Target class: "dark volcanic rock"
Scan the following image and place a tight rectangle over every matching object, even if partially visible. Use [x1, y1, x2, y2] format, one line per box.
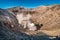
[0, 21, 50, 40]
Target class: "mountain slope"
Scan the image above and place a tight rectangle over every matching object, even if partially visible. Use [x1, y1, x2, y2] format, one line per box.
[6, 5, 60, 36]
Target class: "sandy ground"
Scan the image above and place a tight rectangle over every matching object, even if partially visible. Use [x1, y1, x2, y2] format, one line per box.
[24, 29, 60, 36]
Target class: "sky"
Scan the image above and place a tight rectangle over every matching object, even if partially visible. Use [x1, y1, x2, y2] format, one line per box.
[0, 0, 60, 9]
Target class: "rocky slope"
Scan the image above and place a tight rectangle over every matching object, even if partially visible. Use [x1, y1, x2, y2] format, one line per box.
[7, 4, 60, 36]
[0, 8, 52, 40]
[32, 5, 60, 30]
[0, 4, 60, 40]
